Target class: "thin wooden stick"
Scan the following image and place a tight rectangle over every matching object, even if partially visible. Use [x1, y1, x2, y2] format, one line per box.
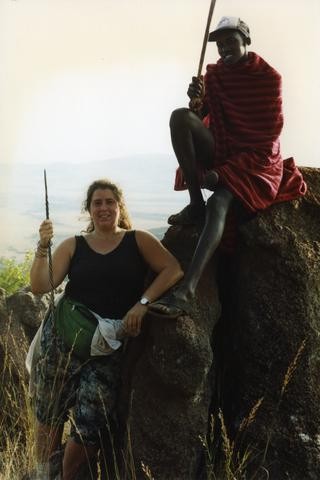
[189, 0, 217, 112]
[44, 169, 55, 313]
[196, 0, 217, 78]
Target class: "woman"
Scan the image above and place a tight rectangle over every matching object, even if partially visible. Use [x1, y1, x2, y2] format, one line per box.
[30, 178, 183, 480]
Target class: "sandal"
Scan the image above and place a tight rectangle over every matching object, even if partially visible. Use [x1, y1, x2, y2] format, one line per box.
[168, 203, 205, 226]
[149, 292, 191, 319]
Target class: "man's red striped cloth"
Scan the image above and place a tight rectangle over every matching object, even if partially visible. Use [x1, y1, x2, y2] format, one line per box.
[174, 52, 306, 212]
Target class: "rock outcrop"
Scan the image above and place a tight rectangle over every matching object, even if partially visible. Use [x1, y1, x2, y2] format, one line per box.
[0, 286, 49, 381]
[120, 166, 320, 480]
[119, 227, 221, 479]
[1, 166, 319, 480]
[222, 166, 320, 479]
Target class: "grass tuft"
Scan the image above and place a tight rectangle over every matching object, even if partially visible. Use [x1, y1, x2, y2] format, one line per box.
[0, 308, 307, 479]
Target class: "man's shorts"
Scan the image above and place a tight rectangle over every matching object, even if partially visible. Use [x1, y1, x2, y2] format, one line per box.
[34, 315, 122, 445]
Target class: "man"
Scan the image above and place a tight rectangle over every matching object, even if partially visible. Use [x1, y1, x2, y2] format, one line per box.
[149, 16, 306, 318]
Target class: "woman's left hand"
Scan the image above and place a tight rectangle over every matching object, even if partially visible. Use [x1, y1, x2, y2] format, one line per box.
[123, 303, 148, 337]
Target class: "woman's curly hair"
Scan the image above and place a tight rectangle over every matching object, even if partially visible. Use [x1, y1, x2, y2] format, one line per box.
[83, 179, 132, 232]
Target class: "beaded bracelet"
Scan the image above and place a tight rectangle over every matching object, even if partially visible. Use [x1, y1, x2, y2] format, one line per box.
[35, 241, 49, 258]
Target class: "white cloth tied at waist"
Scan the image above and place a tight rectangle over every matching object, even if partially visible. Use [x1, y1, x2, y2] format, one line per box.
[89, 311, 127, 356]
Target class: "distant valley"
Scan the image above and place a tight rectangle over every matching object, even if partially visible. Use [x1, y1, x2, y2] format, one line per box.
[0, 155, 189, 260]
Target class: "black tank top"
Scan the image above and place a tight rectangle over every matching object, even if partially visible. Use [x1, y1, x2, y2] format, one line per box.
[65, 231, 148, 318]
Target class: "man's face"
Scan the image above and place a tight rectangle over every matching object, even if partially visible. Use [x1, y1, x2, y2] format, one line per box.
[215, 30, 248, 65]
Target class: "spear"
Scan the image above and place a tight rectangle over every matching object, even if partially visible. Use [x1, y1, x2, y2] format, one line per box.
[44, 169, 55, 314]
[189, 0, 217, 112]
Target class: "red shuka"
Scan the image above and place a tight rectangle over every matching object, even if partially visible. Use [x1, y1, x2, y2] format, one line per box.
[174, 52, 306, 212]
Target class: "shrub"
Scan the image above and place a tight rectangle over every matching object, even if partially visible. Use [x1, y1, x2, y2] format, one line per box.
[0, 252, 33, 295]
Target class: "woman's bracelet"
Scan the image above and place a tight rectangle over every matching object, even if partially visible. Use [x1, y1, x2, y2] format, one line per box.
[35, 241, 49, 258]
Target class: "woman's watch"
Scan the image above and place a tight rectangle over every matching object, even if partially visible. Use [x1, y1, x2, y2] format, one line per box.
[140, 296, 150, 306]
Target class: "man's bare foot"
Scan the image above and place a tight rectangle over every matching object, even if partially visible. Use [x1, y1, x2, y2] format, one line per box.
[203, 170, 219, 191]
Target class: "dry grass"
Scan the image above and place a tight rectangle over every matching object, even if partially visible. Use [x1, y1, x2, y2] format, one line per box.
[200, 340, 306, 480]
[261, 339, 307, 467]
[200, 406, 259, 480]
[0, 319, 306, 480]
[0, 322, 142, 480]
[0, 319, 36, 479]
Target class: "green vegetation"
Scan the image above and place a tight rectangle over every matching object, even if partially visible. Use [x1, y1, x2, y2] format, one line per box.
[0, 252, 33, 295]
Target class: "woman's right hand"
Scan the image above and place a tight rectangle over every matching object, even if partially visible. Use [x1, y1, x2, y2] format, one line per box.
[187, 76, 204, 100]
[122, 302, 148, 337]
[39, 219, 53, 247]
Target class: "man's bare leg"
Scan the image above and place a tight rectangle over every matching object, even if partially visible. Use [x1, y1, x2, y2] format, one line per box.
[62, 438, 98, 480]
[34, 421, 63, 477]
[150, 187, 234, 316]
[168, 108, 215, 225]
[203, 170, 219, 191]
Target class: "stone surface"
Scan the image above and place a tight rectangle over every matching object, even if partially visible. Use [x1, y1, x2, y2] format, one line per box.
[0, 288, 42, 381]
[0, 286, 50, 383]
[119, 167, 320, 480]
[219, 167, 320, 479]
[119, 225, 221, 480]
[7, 286, 50, 333]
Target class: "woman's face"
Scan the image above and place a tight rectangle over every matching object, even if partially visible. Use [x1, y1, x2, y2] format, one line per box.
[89, 188, 120, 230]
[216, 30, 248, 65]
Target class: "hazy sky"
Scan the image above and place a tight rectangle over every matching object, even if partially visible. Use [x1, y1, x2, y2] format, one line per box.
[1, 0, 319, 169]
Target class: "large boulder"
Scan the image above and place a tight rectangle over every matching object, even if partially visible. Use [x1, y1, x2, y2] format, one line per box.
[119, 226, 221, 479]
[0, 287, 49, 379]
[119, 166, 320, 480]
[2, 167, 319, 480]
[7, 286, 50, 338]
[222, 167, 320, 479]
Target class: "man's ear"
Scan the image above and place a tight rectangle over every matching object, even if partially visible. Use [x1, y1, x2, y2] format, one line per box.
[245, 38, 251, 46]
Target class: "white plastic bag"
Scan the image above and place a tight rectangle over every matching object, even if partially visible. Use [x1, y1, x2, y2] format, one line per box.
[90, 312, 126, 356]
[25, 318, 44, 397]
